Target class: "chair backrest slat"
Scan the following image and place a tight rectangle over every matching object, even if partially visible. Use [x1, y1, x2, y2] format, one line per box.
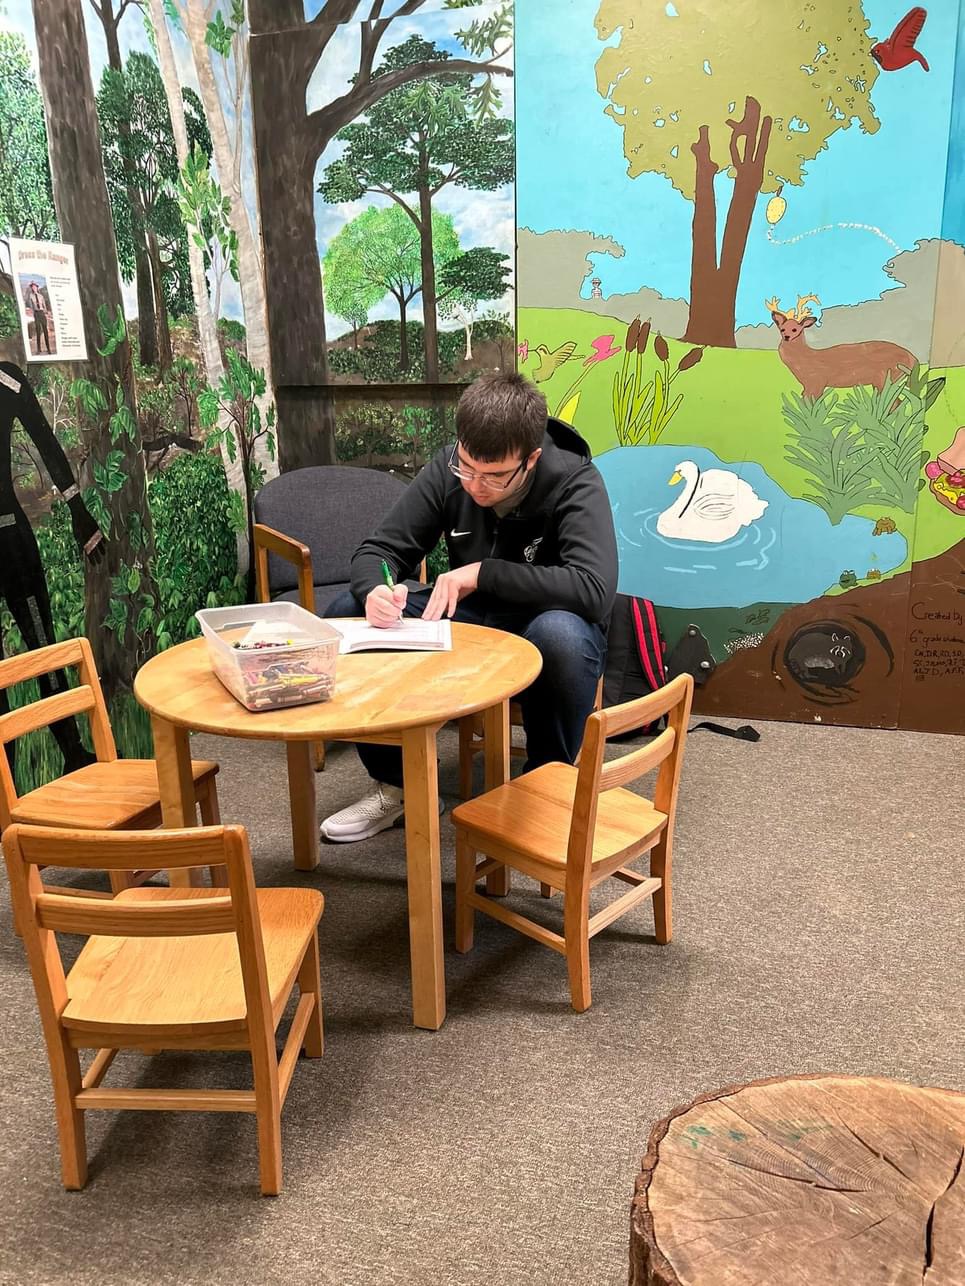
[565, 675, 694, 885]
[0, 639, 118, 821]
[10, 823, 229, 874]
[0, 639, 85, 687]
[0, 685, 96, 746]
[35, 892, 235, 937]
[599, 727, 676, 792]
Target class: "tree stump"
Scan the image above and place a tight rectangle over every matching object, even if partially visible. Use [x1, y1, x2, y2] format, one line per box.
[630, 1074, 965, 1286]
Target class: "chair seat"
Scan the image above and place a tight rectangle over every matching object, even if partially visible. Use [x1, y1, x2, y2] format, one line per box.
[11, 759, 218, 830]
[63, 886, 324, 1036]
[451, 762, 668, 870]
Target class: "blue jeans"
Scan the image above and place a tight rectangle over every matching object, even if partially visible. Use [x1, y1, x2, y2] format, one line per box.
[325, 587, 607, 790]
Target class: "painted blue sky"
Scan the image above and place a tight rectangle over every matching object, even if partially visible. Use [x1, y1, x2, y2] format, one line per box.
[516, 0, 962, 327]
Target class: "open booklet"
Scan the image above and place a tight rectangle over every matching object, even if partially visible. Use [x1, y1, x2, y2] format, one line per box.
[324, 617, 452, 654]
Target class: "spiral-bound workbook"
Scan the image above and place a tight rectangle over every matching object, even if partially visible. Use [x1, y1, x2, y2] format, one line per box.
[326, 618, 452, 654]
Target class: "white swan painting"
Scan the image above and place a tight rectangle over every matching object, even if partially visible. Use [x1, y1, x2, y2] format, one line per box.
[656, 460, 769, 543]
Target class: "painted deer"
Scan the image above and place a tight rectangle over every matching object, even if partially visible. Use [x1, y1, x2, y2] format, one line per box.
[766, 295, 918, 399]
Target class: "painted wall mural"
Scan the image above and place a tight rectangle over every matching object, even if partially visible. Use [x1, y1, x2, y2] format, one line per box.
[516, 0, 965, 733]
[0, 1, 514, 793]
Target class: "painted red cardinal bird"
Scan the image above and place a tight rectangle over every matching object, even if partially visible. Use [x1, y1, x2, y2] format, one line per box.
[871, 7, 929, 72]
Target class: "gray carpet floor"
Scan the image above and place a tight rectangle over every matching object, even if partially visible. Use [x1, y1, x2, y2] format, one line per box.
[1, 719, 963, 1286]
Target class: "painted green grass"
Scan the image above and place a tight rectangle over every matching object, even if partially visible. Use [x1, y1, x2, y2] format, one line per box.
[519, 306, 965, 583]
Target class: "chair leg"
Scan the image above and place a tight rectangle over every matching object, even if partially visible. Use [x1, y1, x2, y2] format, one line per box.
[563, 888, 591, 1013]
[251, 1048, 282, 1197]
[313, 741, 326, 772]
[457, 719, 475, 800]
[50, 1034, 88, 1189]
[650, 834, 672, 944]
[297, 933, 324, 1058]
[197, 779, 229, 888]
[454, 831, 476, 953]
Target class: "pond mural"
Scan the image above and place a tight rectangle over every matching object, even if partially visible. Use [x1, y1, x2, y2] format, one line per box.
[515, 0, 965, 733]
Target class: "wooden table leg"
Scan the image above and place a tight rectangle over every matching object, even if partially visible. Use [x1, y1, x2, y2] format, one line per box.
[151, 715, 204, 888]
[482, 700, 511, 897]
[286, 740, 320, 871]
[401, 723, 445, 1031]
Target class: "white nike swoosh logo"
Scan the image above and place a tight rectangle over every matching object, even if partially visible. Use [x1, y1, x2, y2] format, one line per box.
[450, 530, 472, 537]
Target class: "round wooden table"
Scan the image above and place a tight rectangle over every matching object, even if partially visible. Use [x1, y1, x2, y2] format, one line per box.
[134, 623, 542, 1030]
[630, 1074, 965, 1285]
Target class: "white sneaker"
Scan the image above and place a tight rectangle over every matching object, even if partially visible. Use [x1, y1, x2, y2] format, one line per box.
[320, 782, 445, 843]
[320, 783, 405, 843]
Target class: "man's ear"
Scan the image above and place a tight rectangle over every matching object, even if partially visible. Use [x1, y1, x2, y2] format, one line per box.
[527, 447, 543, 470]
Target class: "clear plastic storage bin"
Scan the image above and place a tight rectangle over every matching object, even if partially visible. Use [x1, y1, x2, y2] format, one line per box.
[196, 602, 341, 712]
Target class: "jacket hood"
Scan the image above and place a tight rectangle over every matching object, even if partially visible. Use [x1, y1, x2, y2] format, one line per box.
[545, 415, 592, 462]
[510, 416, 593, 517]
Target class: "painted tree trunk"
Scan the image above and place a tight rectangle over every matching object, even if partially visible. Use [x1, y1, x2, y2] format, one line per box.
[145, 229, 173, 372]
[683, 124, 725, 346]
[683, 99, 771, 349]
[33, 0, 158, 701]
[181, 0, 275, 480]
[96, 0, 160, 371]
[148, 0, 247, 574]
[398, 292, 410, 372]
[248, 4, 336, 471]
[716, 98, 771, 330]
[417, 170, 440, 382]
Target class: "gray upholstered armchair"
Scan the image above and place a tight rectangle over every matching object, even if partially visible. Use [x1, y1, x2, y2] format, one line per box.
[252, 465, 415, 615]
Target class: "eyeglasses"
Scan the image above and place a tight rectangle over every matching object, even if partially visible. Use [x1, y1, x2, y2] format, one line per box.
[447, 444, 528, 492]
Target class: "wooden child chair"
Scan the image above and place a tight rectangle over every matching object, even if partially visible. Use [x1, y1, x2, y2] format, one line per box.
[0, 637, 221, 894]
[3, 822, 324, 1196]
[451, 673, 694, 1012]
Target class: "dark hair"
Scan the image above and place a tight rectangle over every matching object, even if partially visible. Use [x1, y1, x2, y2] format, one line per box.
[455, 372, 547, 461]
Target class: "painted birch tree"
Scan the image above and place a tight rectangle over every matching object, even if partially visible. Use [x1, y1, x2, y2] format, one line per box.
[146, 0, 248, 572]
[86, 0, 160, 368]
[174, 0, 274, 476]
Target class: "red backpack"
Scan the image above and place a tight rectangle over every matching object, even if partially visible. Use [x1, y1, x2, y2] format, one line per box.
[603, 594, 759, 742]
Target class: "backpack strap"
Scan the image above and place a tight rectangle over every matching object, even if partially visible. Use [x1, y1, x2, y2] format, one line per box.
[630, 597, 666, 692]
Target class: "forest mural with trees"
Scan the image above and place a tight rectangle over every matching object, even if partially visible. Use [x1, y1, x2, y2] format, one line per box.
[0, 0, 515, 790]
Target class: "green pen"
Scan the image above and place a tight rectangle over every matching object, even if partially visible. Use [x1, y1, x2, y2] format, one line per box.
[380, 560, 395, 589]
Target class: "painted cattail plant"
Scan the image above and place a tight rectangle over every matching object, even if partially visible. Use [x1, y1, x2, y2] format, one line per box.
[613, 318, 703, 446]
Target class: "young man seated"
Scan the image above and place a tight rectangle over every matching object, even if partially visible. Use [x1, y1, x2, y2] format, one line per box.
[320, 371, 618, 842]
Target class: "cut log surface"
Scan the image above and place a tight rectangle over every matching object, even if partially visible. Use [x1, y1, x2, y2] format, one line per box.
[630, 1074, 965, 1286]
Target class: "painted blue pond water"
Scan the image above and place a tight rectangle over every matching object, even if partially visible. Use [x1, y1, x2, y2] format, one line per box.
[595, 445, 908, 609]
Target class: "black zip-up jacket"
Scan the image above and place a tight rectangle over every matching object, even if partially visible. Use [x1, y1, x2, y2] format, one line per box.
[350, 418, 618, 625]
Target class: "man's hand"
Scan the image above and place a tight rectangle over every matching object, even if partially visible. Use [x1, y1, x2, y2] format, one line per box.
[366, 583, 408, 627]
[423, 562, 481, 621]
